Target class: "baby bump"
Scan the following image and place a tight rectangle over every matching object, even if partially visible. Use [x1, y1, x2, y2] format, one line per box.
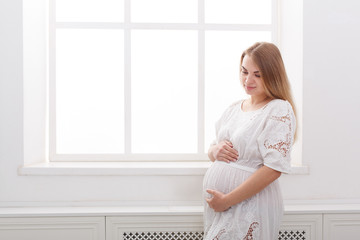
[203, 161, 254, 198]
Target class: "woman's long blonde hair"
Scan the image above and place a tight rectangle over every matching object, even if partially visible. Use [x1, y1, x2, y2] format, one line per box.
[240, 42, 298, 140]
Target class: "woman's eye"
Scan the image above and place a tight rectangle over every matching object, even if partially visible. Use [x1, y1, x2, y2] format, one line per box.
[242, 71, 248, 75]
[255, 74, 261, 78]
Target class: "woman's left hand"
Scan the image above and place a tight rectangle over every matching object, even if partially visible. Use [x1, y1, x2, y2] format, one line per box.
[206, 189, 231, 212]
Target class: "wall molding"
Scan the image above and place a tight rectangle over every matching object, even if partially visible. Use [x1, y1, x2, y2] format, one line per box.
[324, 213, 360, 240]
[2, 199, 360, 209]
[0, 216, 105, 240]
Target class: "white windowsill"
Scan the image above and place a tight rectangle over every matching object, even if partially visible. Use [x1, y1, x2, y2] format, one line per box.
[18, 162, 309, 176]
[1, 203, 360, 218]
[19, 162, 212, 176]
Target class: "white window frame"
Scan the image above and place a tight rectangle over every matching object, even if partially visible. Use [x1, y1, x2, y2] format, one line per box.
[48, 0, 279, 162]
[21, 0, 308, 175]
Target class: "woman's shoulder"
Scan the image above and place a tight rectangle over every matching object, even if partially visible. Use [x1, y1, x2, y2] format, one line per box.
[228, 99, 243, 108]
[267, 98, 291, 108]
[266, 99, 294, 115]
[219, 100, 243, 121]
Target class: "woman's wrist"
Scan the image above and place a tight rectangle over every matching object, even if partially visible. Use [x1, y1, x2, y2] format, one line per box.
[223, 193, 234, 210]
[208, 144, 217, 162]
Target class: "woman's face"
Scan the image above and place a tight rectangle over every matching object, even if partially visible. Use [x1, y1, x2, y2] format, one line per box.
[240, 55, 267, 98]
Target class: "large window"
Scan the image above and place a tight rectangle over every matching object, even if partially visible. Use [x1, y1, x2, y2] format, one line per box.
[48, 0, 288, 162]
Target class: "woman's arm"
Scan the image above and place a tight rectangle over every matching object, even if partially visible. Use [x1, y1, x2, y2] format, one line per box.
[207, 144, 217, 162]
[206, 165, 281, 212]
[208, 140, 239, 163]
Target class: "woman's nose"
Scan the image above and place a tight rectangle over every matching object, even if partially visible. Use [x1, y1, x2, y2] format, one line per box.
[245, 75, 254, 84]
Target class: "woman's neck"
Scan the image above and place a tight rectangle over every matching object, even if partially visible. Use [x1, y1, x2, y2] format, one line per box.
[249, 95, 271, 106]
[242, 95, 273, 112]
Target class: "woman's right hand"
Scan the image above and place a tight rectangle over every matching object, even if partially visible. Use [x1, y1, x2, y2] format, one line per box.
[210, 140, 239, 163]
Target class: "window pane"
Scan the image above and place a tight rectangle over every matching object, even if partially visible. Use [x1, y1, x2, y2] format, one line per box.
[205, 0, 272, 24]
[131, 0, 197, 23]
[56, 29, 124, 154]
[132, 30, 198, 153]
[56, 0, 124, 22]
[204, 31, 271, 149]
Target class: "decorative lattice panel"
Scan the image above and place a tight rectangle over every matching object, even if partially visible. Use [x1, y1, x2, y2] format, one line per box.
[122, 230, 307, 240]
[123, 231, 204, 240]
[278, 230, 306, 240]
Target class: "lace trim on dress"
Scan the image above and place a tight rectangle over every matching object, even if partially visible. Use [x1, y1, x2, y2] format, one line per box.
[212, 229, 226, 240]
[242, 222, 259, 240]
[264, 110, 292, 157]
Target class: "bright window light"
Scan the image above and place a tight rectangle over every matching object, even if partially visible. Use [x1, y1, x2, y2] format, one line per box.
[48, 0, 301, 162]
[205, 0, 272, 24]
[56, 29, 125, 154]
[56, 0, 124, 22]
[131, 30, 198, 153]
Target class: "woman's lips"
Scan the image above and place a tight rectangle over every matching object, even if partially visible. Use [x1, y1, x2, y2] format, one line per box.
[246, 86, 256, 90]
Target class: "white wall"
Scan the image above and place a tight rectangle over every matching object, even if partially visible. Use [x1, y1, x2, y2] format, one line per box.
[1, 0, 360, 207]
[280, 0, 360, 202]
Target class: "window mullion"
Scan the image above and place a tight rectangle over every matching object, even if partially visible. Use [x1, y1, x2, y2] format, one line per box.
[49, 0, 56, 162]
[198, 0, 205, 154]
[271, 0, 280, 45]
[124, 0, 131, 155]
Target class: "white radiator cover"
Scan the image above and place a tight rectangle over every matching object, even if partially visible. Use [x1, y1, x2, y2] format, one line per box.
[2, 208, 360, 240]
[106, 214, 322, 240]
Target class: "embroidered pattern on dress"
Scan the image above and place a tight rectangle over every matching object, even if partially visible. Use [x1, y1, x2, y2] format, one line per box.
[264, 110, 292, 157]
[269, 112, 291, 123]
[248, 102, 270, 122]
[242, 222, 259, 240]
[212, 229, 226, 240]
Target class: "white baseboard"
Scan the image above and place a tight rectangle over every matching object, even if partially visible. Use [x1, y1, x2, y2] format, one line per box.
[0, 200, 203, 208]
[2, 198, 360, 208]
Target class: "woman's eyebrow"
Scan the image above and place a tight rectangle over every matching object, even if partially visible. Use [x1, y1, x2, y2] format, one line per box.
[242, 66, 260, 73]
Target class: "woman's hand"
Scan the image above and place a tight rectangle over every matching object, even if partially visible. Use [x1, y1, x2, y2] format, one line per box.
[206, 189, 231, 212]
[211, 140, 238, 163]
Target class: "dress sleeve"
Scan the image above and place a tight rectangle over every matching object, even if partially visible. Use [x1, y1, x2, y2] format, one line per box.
[257, 101, 296, 173]
[209, 109, 228, 146]
[210, 101, 240, 146]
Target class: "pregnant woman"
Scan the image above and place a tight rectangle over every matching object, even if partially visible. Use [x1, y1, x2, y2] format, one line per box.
[203, 42, 297, 240]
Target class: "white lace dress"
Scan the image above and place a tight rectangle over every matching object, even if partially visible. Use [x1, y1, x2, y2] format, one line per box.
[203, 99, 296, 240]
